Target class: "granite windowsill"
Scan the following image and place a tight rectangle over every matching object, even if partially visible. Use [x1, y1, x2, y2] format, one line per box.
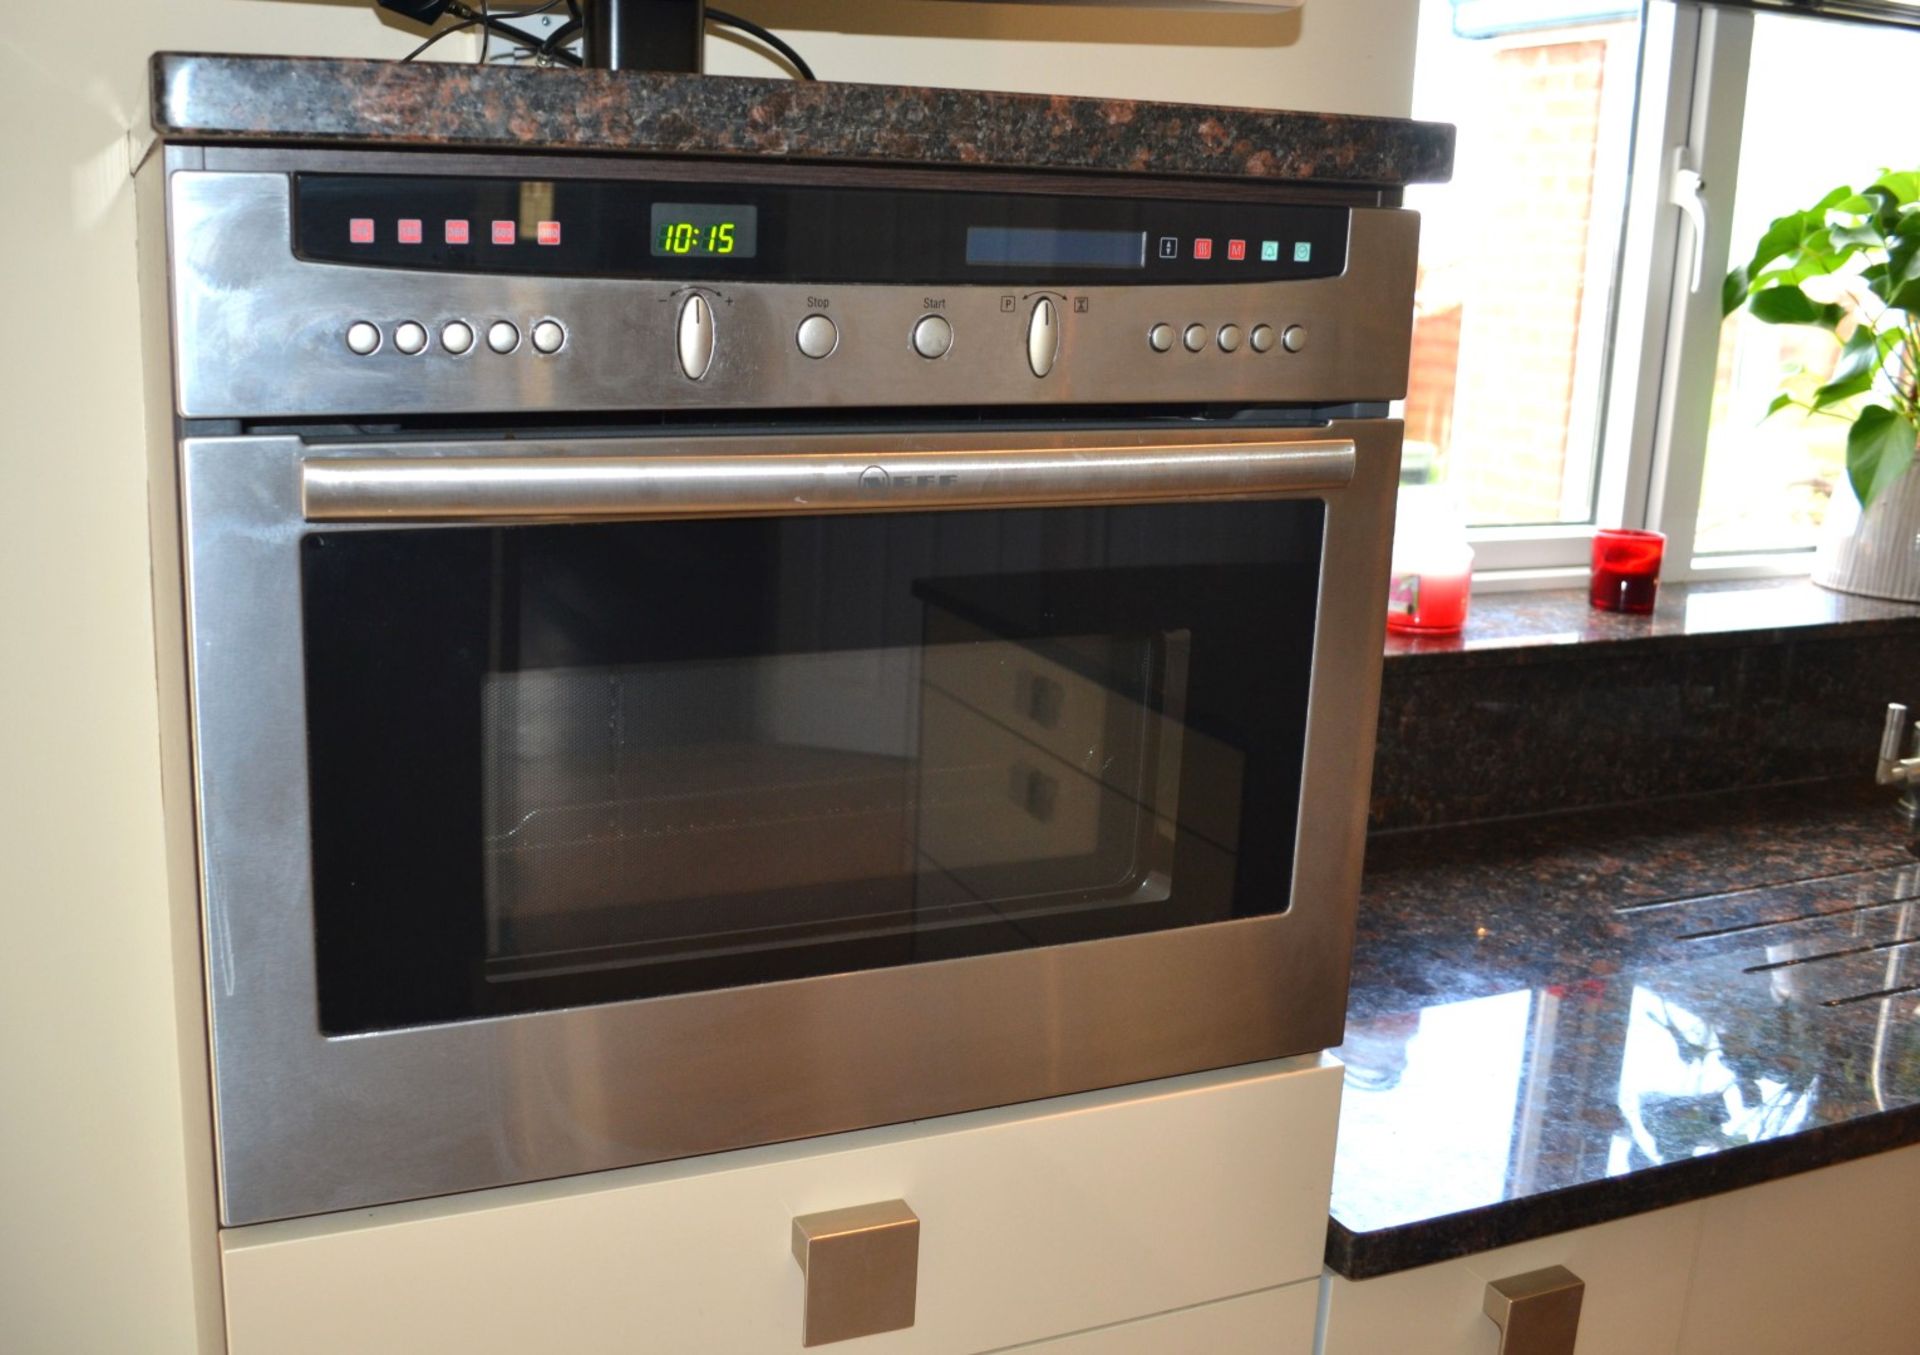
[1383, 578, 1920, 669]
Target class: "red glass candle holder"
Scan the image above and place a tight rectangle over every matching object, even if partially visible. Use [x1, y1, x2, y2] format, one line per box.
[1589, 528, 1665, 613]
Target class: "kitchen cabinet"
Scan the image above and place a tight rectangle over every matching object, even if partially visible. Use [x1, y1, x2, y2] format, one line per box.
[1026, 1281, 1319, 1354]
[1317, 1201, 1704, 1355]
[1675, 1141, 1920, 1355]
[221, 1056, 1339, 1355]
[1318, 1141, 1920, 1355]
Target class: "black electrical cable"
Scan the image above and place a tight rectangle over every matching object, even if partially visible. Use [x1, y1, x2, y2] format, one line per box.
[707, 8, 815, 80]
[402, 0, 581, 63]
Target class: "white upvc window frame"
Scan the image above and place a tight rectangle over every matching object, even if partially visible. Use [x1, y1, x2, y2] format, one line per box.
[1464, 0, 1818, 590]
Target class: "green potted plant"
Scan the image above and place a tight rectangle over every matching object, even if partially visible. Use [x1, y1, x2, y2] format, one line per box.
[1724, 169, 1920, 600]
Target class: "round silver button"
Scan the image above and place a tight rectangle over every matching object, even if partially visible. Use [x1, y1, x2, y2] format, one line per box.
[441, 321, 475, 355]
[797, 314, 839, 359]
[394, 321, 429, 356]
[1182, 323, 1207, 353]
[531, 320, 566, 354]
[1148, 323, 1176, 353]
[1217, 324, 1244, 353]
[486, 321, 521, 354]
[345, 321, 381, 356]
[1282, 324, 1308, 353]
[1250, 324, 1276, 354]
[911, 314, 953, 360]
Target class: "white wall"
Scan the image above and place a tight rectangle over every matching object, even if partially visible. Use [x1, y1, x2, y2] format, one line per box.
[0, 4, 1414, 1352]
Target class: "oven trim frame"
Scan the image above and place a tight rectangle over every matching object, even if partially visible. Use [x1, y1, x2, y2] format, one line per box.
[179, 419, 1400, 1226]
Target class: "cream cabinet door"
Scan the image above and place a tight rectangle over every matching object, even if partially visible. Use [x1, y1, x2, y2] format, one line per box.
[1675, 1141, 1920, 1355]
[1028, 1281, 1319, 1354]
[1318, 1201, 1704, 1355]
[222, 1057, 1340, 1355]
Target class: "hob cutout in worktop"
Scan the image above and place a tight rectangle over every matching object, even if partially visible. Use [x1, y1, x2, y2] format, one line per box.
[1330, 784, 1920, 1277]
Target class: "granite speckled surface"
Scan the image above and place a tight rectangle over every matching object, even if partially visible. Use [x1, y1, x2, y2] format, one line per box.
[1371, 581, 1920, 831]
[1384, 579, 1920, 666]
[1329, 781, 1920, 1279]
[149, 53, 1455, 188]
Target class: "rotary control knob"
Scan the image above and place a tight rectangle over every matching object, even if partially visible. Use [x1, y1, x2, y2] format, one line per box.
[1027, 298, 1059, 378]
[677, 294, 715, 380]
[486, 321, 520, 354]
[345, 322, 380, 356]
[531, 320, 566, 354]
[393, 321, 429, 356]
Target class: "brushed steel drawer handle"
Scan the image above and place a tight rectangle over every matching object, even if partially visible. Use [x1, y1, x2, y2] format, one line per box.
[791, 1199, 920, 1348]
[1483, 1265, 1585, 1355]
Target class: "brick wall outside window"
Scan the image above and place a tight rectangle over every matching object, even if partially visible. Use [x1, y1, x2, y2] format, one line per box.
[1406, 32, 1621, 524]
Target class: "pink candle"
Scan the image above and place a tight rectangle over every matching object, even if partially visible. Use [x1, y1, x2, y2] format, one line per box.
[1386, 558, 1473, 634]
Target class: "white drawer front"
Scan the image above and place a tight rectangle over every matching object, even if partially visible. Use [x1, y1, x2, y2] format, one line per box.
[222, 1056, 1340, 1355]
[1318, 1202, 1703, 1355]
[1028, 1281, 1319, 1354]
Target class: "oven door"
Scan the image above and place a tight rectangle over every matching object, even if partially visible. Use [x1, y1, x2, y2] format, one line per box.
[181, 420, 1398, 1224]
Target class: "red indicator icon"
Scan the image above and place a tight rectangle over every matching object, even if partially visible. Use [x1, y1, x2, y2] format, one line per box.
[397, 219, 423, 245]
[1193, 238, 1213, 260]
[537, 220, 562, 247]
[349, 218, 375, 244]
[444, 219, 470, 246]
[1227, 239, 1247, 261]
[491, 220, 517, 246]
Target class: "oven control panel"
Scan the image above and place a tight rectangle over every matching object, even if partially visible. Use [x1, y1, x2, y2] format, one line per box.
[167, 168, 1419, 419]
[292, 174, 1353, 286]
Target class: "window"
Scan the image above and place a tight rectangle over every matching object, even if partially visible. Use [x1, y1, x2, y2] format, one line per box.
[1692, 13, 1920, 556]
[1404, 0, 1641, 529]
[1406, 0, 1920, 583]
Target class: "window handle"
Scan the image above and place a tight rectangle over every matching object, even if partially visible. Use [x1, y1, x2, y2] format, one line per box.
[1669, 146, 1710, 294]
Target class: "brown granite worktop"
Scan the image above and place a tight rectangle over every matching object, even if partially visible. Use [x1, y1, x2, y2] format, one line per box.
[1331, 781, 1920, 1279]
[149, 53, 1455, 189]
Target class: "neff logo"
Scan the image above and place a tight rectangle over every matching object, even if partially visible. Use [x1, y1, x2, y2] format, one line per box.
[859, 466, 959, 492]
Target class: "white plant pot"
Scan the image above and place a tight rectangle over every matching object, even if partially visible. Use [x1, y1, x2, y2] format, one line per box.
[1814, 450, 1920, 602]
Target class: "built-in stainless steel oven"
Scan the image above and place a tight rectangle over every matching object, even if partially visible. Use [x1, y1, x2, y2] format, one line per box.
[148, 144, 1416, 1225]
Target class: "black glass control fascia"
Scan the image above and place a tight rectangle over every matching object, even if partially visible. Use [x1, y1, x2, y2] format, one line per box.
[293, 174, 1351, 286]
[302, 498, 1325, 1035]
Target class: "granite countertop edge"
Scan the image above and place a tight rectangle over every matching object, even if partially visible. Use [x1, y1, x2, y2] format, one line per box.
[148, 52, 1457, 189]
[1325, 1104, 1920, 1281]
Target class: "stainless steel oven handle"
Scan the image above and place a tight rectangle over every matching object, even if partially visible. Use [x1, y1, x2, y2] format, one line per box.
[300, 439, 1357, 523]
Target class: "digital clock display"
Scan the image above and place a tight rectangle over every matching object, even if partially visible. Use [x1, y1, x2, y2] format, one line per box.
[650, 202, 760, 258]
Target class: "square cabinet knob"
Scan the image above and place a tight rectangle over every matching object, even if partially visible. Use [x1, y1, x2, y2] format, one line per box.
[791, 1200, 920, 1347]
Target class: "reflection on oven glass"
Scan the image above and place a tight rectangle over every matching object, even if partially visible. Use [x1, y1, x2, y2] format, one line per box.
[480, 624, 1230, 982]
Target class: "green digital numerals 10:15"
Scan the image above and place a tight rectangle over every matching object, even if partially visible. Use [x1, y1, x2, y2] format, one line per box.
[658, 221, 736, 255]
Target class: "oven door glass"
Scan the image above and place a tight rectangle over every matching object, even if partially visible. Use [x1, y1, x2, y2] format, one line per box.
[302, 498, 1324, 1034]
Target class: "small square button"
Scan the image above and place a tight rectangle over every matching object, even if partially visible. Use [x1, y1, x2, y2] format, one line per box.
[397, 219, 423, 245]
[1227, 239, 1247, 261]
[349, 218, 375, 244]
[445, 219, 471, 246]
[1260, 240, 1280, 262]
[1158, 236, 1179, 259]
[492, 220, 517, 246]
[1294, 241, 1313, 262]
[537, 220, 562, 247]
[1193, 238, 1213, 261]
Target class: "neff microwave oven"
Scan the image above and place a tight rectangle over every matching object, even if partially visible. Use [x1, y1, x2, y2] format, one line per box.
[143, 143, 1415, 1225]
